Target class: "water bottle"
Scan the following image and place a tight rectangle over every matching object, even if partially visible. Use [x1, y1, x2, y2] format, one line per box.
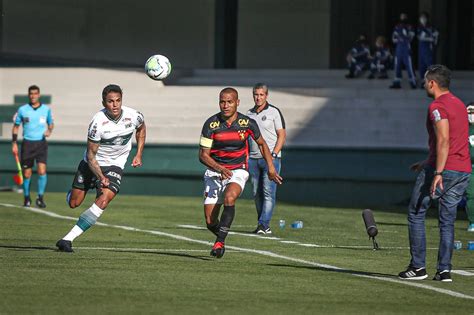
[468, 241, 474, 250]
[279, 219, 286, 229]
[453, 240, 462, 250]
[291, 220, 303, 229]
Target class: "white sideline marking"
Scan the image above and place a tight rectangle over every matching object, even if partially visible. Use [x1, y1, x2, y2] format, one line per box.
[2, 203, 474, 301]
[451, 270, 474, 276]
[298, 243, 321, 248]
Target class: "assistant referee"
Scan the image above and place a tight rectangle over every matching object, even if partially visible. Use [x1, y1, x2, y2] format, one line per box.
[12, 85, 54, 208]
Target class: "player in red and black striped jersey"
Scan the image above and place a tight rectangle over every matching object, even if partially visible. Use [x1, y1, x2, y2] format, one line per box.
[199, 87, 282, 258]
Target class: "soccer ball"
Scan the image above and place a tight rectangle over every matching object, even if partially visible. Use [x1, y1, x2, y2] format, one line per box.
[145, 54, 172, 80]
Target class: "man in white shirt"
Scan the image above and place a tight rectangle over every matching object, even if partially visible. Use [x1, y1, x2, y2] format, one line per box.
[247, 83, 286, 234]
[56, 84, 146, 252]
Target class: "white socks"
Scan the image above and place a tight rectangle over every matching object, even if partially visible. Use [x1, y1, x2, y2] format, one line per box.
[63, 203, 104, 242]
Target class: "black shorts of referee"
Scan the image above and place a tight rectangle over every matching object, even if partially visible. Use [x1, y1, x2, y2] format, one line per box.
[21, 139, 48, 169]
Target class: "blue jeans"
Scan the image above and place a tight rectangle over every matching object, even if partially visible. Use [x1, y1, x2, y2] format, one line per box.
[408, 166, 470, 271]
[248, 158, 281, 229]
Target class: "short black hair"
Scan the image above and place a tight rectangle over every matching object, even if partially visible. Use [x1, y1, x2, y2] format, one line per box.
[425, 64, 451, 89]
[220, 87, 238, 99]
[102, 84, 122, 101]
[28, 85, 40, 93]
[467, 101, 474, 107]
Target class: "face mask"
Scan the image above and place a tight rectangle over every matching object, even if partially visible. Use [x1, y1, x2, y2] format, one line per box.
[419, 17, 427, 25]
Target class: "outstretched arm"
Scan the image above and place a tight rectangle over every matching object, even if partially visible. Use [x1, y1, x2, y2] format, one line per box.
[132, 122, 146, 167]
[87, 140, 109, 187]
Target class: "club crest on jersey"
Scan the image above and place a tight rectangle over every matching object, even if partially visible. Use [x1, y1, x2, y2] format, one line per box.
[238, 119, 249, 127]
[125, 123, 132, 128]
[102, 121, 109, 126]
[238, 130, 246, 140]
[210, 121, 220, 129]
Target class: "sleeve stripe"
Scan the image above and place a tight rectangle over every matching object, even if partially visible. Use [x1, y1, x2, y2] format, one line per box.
[269, 105, 286, 129]
[88, 138, 100, 143]
[200, 136, 213, 148]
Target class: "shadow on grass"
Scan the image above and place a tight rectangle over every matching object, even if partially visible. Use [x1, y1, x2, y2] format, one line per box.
[0, 245, 55, 251]
[377, 221, 407, 227]
[0, 244, 213, 261]
[267, 263, 396, 278]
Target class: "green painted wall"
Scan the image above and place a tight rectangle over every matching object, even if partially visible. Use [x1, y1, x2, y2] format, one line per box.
[0, 140, 427, 208]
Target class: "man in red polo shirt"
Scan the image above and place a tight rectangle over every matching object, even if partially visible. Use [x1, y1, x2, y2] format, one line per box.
[399, 65, 471, 282]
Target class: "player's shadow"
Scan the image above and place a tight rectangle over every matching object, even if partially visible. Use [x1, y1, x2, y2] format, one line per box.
[107, 249, 213, 261]
[267, 263, 395, 278]
[377, 222, 407, 227]
[0, 245, 55, 251]
[0, 245, 213, 260]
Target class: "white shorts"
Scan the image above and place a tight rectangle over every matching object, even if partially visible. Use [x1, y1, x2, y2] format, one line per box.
[203, 168, 249, 205]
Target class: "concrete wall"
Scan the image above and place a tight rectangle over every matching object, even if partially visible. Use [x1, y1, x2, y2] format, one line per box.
[0, 140, 425, 208]
[237, 0, 330, 69]
[1, 0, 216, 68]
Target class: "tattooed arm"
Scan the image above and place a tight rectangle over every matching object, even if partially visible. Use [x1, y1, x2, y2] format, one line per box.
[87, 140, 109, 187]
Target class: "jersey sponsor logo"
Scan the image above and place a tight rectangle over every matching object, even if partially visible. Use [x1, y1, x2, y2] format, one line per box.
[113, 137, 124, 145]
[123, 117, 131, 122]
[102, 121, 109, 126]
[23, 117, 30, 123]
[432, 109, 441, 122]
[107, 171, 122, 180]
[210, 121, 220, 129]
[125, 123, 132, 128]
[238, 119, 249, 127]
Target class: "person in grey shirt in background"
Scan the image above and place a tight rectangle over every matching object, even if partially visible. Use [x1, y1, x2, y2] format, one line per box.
[247, 83, 286, 234]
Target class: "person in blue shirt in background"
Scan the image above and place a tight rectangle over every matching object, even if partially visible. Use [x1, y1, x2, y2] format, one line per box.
[417, 12, 439, 89]
[12, 85, 54, 208]
[389, 13, 417, 89]
[368, 36, 392, 80]
[345, 35, 371, 79]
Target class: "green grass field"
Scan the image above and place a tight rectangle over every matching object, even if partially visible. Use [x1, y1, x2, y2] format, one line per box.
[1, 191, 473, 314]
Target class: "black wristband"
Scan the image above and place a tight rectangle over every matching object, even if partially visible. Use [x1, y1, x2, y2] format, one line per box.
[434, 170, 444, 176]
[12, 134, 18, 142]
[271, 152, 278, 158]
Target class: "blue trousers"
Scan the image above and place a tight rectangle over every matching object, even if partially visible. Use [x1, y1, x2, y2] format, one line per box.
[393, 53, 416, 85]
[419, 51, 434, 80]
[248, 158, 281, 229]
[408, 166, 469, 271]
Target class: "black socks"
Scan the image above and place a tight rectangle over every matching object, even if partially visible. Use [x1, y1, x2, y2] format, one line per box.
[216, 205, 235, 243]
